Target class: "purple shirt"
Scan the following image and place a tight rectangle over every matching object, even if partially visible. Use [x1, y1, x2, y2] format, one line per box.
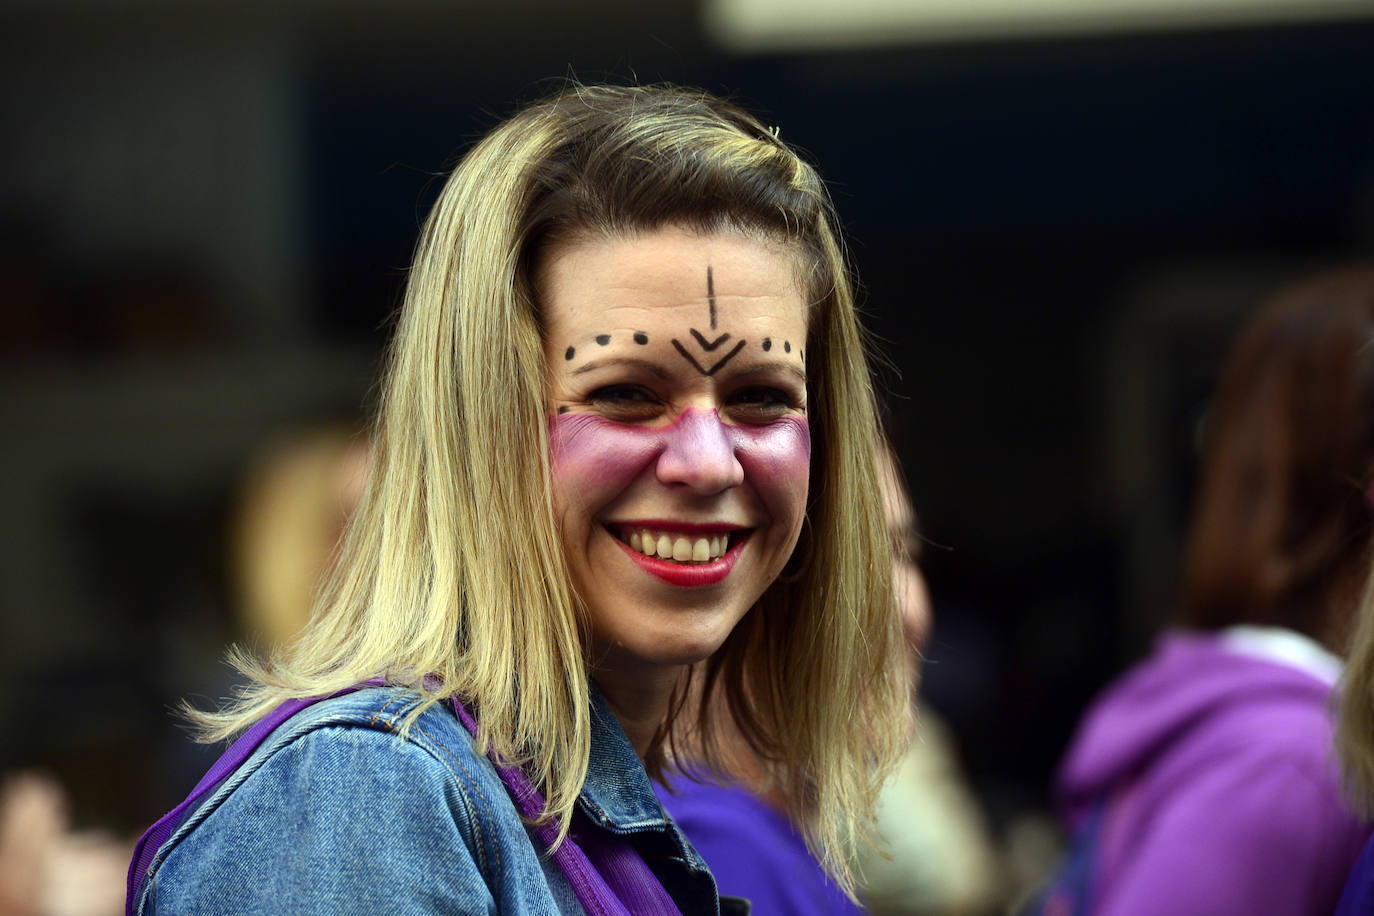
[1336, 835, 1374, 915]
[656, 775, 862, 915]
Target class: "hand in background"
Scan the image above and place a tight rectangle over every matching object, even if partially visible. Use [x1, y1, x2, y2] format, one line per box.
[0, 772, 128, 916]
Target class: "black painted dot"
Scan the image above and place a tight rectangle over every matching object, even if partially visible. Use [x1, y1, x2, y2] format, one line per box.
[783, 340, 791, 353]
[557, 406, 570, 414]
[564, 346, 575, 361]
[633, 331, 648, 345]
[762, 338, 772, 351]
[596, 334, 611, 346]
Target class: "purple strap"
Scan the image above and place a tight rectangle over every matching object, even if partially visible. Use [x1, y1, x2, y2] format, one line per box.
[126, 685, 681, 916]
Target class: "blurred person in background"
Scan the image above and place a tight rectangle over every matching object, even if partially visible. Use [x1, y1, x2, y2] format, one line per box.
[127, 83, 908, 913]
[856, 448, 1003, 915]
[0, 426, 369, 916]
[0, 772, 125, 916]
[1027, 267, 1374, 915]
[228, 422, 370, 653]
[657, 443, 1004, 915]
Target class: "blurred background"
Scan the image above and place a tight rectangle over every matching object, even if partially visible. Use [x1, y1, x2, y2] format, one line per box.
[4, 0, 1374, 905]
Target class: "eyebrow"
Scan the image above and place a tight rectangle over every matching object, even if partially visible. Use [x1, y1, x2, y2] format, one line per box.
[729, 360, 809, 385]
[571, 357, 673, 379]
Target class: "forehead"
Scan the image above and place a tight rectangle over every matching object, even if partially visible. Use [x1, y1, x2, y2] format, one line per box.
[537, 226, 808, 339]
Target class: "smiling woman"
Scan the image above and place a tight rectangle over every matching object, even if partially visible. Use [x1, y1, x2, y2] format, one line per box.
[128, 84, 907, 914]
[543, 228, 813, 711]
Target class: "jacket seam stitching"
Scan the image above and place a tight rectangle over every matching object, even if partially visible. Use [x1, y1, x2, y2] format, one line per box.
[367, 690, 408, 728]
[411, 722, 501, 886]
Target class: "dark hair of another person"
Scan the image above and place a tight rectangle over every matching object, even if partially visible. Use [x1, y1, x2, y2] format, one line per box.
[1181, 266, 1374, 652]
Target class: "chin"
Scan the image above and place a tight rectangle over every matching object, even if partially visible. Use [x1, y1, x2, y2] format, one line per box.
[578, 544, 762, 673]
[656, 637, 728, 666]
[596, 621, 738, 673]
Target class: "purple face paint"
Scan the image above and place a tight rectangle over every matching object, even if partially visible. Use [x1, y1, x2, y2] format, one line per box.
[548, 408, 810, 496]
[548, 407, 810, 590]
[723, 414, 812, 493]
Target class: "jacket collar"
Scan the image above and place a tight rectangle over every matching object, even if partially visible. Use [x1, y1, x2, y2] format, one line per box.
[578, 682, 710, 873]
[579, 681, 673, 829]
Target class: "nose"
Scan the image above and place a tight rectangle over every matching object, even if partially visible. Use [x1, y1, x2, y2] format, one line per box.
[655, 409, 745, 493]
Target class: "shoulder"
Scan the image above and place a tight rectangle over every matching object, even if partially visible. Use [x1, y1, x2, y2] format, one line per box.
[138, 688, 525, 914]
[183, 687, 508, 839]
[1134, 672, 1359, 862]
[1073, 643, 1369, 913]
[1162, 662, 1339, 788]
[1072, 633, 1339, 793]
[1102, 731, 1368, 915]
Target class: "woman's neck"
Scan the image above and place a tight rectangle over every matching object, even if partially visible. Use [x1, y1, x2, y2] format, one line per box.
[592, 664, 682, 759]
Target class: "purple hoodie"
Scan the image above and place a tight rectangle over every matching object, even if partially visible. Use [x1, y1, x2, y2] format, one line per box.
[1055, 629, 1369, 916]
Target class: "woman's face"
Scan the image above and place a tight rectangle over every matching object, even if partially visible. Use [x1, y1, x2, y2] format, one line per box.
[541, 225, 810, 679]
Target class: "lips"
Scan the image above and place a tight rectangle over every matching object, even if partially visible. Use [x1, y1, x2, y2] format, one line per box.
[608, 522, 749, 587]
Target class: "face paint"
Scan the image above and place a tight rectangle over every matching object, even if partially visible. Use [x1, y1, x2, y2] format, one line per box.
[540, 225, 810, 676]
[550, 409, 809, 507]
[549, 409, 809, 587]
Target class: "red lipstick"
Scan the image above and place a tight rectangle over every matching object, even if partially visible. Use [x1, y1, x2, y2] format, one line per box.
[612, 530, 747, 587]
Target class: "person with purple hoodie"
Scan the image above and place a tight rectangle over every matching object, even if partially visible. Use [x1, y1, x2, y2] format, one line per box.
[1031, 267, 1374, 916]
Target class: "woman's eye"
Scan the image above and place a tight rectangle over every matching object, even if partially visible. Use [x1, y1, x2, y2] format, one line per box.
[726, 386, 800, 419]
[589, 384, 653, 404]
[587, 384, 662, 419]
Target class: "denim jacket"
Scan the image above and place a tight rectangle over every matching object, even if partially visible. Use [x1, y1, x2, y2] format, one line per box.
[134, 685, 741, 914]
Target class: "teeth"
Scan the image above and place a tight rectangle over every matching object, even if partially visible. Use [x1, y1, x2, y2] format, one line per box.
[617, 527, 733, 564]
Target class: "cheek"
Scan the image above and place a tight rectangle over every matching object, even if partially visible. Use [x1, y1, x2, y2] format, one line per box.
[729, 417, 811, 525]
[548, 414, 659, 519]
[549, 413, 811, 530]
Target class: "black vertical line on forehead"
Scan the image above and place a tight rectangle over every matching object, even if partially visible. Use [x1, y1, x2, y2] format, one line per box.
[707, 266, 716, 331]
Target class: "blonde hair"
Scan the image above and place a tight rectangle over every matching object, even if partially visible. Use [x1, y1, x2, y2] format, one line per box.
[193, 83, 906, 894]
[1337, 560, 1374, 817]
